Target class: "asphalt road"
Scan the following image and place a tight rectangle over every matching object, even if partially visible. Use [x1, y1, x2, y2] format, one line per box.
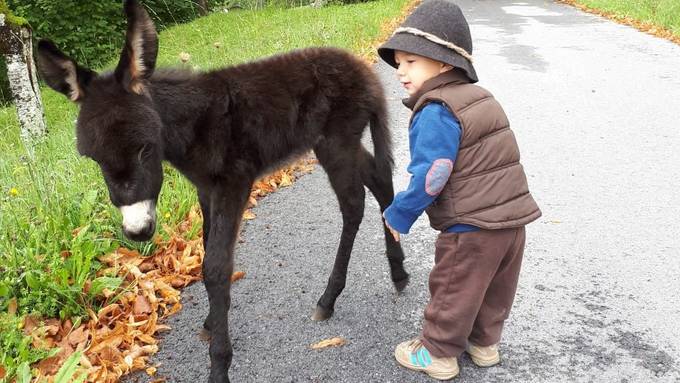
[126, 1, 680, 382]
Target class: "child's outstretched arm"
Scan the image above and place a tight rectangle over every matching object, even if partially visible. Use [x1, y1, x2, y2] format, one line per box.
[383, 103, 461, 237]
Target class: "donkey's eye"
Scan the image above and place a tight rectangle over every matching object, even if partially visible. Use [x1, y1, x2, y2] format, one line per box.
[138, 144, 153, 163]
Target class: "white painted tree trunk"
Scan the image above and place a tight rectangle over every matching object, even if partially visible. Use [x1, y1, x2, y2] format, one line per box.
[1, 13, 47, 144]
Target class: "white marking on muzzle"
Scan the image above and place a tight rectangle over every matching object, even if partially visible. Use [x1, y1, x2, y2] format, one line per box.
[120, 199, 156, 235]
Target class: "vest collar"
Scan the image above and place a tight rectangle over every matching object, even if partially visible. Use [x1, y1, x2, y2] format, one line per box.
[403, 69, 471, 110]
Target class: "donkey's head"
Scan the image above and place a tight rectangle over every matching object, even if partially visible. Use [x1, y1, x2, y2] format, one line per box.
[37, 0, 163, 241]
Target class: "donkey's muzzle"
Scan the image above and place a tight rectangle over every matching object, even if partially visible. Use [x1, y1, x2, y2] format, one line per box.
[123, 222, 156, 242]
[120, 199, 157, 242]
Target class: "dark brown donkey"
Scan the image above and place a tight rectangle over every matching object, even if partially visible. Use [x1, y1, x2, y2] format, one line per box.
[37, 0, 408, 381]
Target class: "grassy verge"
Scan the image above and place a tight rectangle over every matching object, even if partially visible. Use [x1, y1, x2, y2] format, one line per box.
[0, 0, 413, 381]
[559, 0, 680, 43]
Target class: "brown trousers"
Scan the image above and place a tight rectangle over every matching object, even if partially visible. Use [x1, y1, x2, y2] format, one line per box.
[420, 227, 526, 358]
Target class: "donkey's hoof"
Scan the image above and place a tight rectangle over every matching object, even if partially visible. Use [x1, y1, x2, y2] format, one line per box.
[394, 275, 410, 293]
[311, 305, 334, 321]
[208, 368, 230, 383]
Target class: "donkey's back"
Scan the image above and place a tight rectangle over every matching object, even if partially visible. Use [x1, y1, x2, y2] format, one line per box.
[147, 47, 390, 182]
[210, 47, 389, 173]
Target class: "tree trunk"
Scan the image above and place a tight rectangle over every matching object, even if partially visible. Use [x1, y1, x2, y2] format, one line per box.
[311, 0, 328, 7]
[0, 12, 47, 144]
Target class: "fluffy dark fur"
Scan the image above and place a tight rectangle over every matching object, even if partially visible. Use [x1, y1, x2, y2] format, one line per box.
[37, 1, 408, 381]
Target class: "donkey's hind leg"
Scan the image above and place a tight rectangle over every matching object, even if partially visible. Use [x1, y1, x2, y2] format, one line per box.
[358, 147, 409, 292]
[311, 138, 366, 321]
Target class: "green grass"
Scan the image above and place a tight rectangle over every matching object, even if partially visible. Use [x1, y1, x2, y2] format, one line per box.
[0, 0, 410, 380]
[575, 0, 680, 36]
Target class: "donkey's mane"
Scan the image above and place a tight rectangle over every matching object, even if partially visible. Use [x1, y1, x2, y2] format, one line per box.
[150, 68, 196, 83]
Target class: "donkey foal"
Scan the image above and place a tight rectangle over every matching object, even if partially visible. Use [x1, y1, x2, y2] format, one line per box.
[37, 1, 408, 381]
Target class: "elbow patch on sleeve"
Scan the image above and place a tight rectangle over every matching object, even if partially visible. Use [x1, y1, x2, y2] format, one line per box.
[425, 159, 453, 196]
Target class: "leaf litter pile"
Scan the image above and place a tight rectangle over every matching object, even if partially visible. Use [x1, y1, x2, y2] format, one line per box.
[12, 159, 316, 383]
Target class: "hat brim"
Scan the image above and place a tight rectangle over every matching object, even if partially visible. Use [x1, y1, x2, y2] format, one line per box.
[378, 32, 478, 83]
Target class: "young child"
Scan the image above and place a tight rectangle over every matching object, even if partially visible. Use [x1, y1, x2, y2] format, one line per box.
[377, 0, 542, 380]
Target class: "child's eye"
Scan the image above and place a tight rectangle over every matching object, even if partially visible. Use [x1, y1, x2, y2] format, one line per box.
[407, 60, 416, 64]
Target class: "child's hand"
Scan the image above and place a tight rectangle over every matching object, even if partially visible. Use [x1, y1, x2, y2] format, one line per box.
[383, 213, 400, 242]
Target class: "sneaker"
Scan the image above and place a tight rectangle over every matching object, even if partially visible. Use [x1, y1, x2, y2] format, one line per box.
[466, 342, 500, 367]
[394, 338, 459, 380]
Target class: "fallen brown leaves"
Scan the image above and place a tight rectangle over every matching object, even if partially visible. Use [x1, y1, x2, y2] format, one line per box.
[28, 234, 200, 382]
[557, 0, 680, 46]
[310, 337, 348, 350]
[14, 159, 318, 382]
[230, 271, 246, 283]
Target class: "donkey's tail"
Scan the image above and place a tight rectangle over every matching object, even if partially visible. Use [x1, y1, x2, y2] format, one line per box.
[369, 98, 394, 178]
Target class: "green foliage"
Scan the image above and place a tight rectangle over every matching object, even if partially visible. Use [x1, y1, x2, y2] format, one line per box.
[6, 0, 209, 69]
[0, 1, 218, 104]
[54, 351, 85, 383]
[7, 1, 125, 69]
[0, 0, 28, 26]
[0, 148, 121, 320]
[16, 362, 32, 383]
[144, 0, 207, 25]
[576, 0, 680, 35]
[8, 0, 212, 67]
[0, 313, 52, 382]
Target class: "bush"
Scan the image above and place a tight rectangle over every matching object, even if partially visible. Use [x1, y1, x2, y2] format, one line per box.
[0, 1, 213, 104]
[8, 2, 121, 69]
[6, 0, 208, 69]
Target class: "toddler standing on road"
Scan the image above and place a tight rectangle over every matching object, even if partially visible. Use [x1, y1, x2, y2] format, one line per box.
[378, 0, 542, 379]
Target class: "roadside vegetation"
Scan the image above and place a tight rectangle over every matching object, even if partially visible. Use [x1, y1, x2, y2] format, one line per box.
[560, 0, 680, 43]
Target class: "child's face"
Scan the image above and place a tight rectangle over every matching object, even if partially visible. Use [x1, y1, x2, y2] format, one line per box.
[394, 51, 452, 96]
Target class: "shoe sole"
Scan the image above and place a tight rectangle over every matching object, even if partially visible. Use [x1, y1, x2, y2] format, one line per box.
[394, 349, 459, 380]
[425, 370, 460, 380]
[469, 353, 500, 367]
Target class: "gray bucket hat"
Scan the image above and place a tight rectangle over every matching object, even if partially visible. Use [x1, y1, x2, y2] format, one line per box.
[378, 0, 478, 83]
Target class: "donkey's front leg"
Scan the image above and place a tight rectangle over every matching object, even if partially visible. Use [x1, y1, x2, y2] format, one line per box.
[202, 180, 252, 383]
[198, 189, 215, 334]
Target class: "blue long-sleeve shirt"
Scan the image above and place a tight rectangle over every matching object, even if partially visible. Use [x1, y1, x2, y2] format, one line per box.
[384, 102, 478, 234]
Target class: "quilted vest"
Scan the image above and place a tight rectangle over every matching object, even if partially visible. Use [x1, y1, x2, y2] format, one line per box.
[405, 70, 541, 230]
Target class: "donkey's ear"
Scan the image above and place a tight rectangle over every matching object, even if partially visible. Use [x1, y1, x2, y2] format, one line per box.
[115, 0, 158, 95]
[36, 40, 97, 102]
